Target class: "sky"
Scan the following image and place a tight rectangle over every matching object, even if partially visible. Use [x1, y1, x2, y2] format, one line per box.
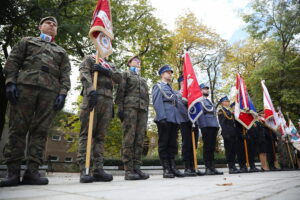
[64, 0, 252, 112]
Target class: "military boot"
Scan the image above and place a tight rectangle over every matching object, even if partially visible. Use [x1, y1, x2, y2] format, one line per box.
[184, 160, 197, 177]
[228, 163, 240, 174]
[93, 168, 113, 182]
[190, 160, 205, 176]
[239, 165, 249, 173]
[80, 169, 94, 183]
[21, 162, 48, 185]
[169, 159, 185, 177]
[134, 166, 149, 180]
[161, 159, 175, 178]
[0, 163, 20, 187]
[125, 170, 141, 180]
[249, 164, 260, 173]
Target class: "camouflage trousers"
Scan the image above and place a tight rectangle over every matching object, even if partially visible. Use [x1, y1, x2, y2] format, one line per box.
[4, 84, 57, 165]
[121, 107, 148, 171]
[77, 95, 113, 170]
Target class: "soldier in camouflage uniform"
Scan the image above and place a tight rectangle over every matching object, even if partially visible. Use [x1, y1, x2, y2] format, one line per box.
[77, 56, 122, 183]
[0, 16, 71, 187]
[115, 56, 150, 180]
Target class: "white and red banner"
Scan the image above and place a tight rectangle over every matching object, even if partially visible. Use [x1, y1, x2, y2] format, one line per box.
[89, 0, 114, 58]
[182, 52, 203, 124]
[234, 73, 257, 129]
[261, 80, 279, 131]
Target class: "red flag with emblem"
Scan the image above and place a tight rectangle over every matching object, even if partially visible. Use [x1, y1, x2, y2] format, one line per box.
[89, 0, 114, 58]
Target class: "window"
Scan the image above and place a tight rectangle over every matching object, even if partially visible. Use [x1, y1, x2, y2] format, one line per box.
[66, 137, 74, 143]
[64, 157, 73, 163]
[48, 155, 59, 162]
[52, 135, 61, 141]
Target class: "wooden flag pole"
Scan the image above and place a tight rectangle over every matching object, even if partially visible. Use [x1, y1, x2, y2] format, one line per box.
[85, 53, 99, 175]
[242, 127, 250, 168]
[191, 124, 198, 170]
[285, 138, 295, 169]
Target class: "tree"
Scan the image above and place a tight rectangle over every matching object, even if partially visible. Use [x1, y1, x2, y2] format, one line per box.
[167, 11, 228, 103]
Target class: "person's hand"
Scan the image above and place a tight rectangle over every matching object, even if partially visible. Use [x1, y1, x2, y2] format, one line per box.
[6, 83, 18, 105]
[54, 95, 66, 110]
[88, 90, 97, 111]
[93, 63, 112, 77]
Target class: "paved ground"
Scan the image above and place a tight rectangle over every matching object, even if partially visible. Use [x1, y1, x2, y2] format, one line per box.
[0, 169, 300, 200]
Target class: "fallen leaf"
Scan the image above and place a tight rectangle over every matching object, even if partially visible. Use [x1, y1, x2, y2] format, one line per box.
[216, 183, 233, 186]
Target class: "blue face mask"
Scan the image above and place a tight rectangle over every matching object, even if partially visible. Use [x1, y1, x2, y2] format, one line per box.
[40, 33, 53, 42]
[130, 67, 140, 74]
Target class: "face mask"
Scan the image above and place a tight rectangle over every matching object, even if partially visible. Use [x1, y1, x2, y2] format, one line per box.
[40, 33, 53, 42]
[130, 67, 140, 74]
[203, 93, 209, 97]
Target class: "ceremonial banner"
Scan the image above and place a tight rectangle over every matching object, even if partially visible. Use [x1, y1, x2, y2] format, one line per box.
[89, 0, 114, 58]
[261, 80, 279, 131]
[287, 119, 300, 143]
[234, 73, 257, 129]
[182, 52, 203, 124]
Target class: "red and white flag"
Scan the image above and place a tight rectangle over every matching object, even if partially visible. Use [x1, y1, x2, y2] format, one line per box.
[182, 52, 203, 124]
[234, 73, 257, 129]
[261, 80, 279, 131]
[89, 0, 114, 58]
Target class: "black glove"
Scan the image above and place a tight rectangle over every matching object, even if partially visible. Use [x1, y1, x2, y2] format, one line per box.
[6, 83, 19, 105]
[93, 63, 112, 77]
[88, 90, 97, 111]
[54, 94, 66, 110]
[118, 109, 124, 122]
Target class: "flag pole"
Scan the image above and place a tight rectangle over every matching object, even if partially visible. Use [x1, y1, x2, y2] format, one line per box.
[191, 124, 198, 170]
[85, 52, 100, 175]
[285, 137, 295, 169]
[242, 127, 250, 167]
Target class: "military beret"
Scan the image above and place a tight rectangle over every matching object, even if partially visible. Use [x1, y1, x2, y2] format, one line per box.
[199, 83, 209, 89]
[127, 56, 140, 66]
[158, 65, 173, 75]
[39, 16, 58, 26]
[219, 96, 229, 103]
[177, 75, 184, 83]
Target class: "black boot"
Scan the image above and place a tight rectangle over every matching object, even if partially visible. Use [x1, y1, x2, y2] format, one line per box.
[161, 160, 175, 178]
[169, 159, 185, 177]
[0, 163, 20, 187]
[190, 160, 204, 176]
[22, 162, 48, 185]
[205, 168, 215, 175]
[249, 165, 260, 173]
[134, 167, 150, 180]
[229, 163, 240, 174]
[125, 170, 141, 180]
[239, 165, 249, 173]
[80, 169, 94, 183]
[93, 168, 113, 182]
[184, 160, 197, 177]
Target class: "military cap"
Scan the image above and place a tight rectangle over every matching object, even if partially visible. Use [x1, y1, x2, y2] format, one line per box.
[219, 96, 229, 103]
[199, 83, 209, 89]
[177, 75, 184, 83]
[39, 16, 58, 26]
[158, 65, 173, 75]
[127, 56, 140, 66]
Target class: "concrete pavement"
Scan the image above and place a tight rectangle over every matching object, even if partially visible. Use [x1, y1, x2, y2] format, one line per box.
[0, 170, 300, 200]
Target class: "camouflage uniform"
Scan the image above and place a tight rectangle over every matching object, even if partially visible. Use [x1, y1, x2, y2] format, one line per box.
[115, 70, 149, 171]
[3, 36, 71, 166]
[77, 56, 121, 170]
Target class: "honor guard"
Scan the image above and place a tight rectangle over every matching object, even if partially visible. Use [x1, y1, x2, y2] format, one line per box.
[152, 65, 185, 178]
[197, 83, 223, 175]
[1, 16, 71, 187]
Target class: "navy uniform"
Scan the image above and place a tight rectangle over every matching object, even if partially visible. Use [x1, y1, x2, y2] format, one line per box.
[177, 76, 203, 176]
[217, 96, 240, 174]
[197, 84, 223, 175]
[152, 65, 184, 178]
[245, 122, 260, 172]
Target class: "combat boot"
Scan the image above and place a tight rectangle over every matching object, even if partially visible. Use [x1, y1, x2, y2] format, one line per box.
[134, 166, 149, 180]
[239, 166, 248, 173]
[80, 169, 94, 183]
[228, 163, 240, 174]
[0, 163, 20, 187]
[190, 160, 205, 176]
[21, 162, 48, 185]
[161, 160, 175, 178]
[93, 168, 113, 182]
[125, 170, 140, 180]
[169, 159, 185, 177]
[184, 160, 197, 177]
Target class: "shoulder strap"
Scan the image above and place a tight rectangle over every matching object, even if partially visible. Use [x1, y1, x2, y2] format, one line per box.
[156, 82, 174, 100]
